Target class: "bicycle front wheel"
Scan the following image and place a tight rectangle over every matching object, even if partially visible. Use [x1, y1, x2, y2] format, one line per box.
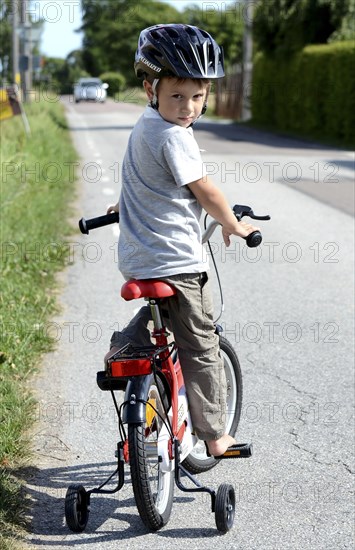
[128, 375, 174, 531]
[182, 336, 243, 474]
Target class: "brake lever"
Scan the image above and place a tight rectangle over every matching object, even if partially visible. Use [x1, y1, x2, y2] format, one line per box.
[233, 204, 271, 221]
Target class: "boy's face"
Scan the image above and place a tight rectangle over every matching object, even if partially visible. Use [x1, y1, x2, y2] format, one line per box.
[144, 78, 209, 128]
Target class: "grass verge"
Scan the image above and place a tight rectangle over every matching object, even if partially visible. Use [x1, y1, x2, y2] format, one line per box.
[0, 99, 77, 549]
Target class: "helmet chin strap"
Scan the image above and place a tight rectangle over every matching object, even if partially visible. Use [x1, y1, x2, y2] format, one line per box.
[151, 78, 159, 109]
[200, 85, 210, 117]
[188, 103, 207, 128]
[189, 86, 210, 126]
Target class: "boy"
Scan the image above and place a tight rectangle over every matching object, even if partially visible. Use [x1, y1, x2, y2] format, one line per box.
[107, 24, 258, 457]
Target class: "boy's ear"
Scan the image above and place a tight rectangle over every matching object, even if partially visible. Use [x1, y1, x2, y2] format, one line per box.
[143, 80, 154, 101]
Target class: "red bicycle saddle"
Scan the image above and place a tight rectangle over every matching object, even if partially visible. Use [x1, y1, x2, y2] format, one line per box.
[121, 279, 177, 301]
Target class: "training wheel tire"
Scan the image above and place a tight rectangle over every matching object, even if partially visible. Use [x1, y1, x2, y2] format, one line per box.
[215, 483, 235, 533]
[65, 484, 89, 532]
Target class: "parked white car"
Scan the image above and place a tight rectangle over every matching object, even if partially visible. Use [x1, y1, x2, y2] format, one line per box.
[73, 78, 108, 103]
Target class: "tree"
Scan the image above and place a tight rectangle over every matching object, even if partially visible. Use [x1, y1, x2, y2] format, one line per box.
[0, 0, 13, 82]
[80, 0, 182, 86]
[329, 0, 355, 41]
[40, 51, 88, 94]
[253, 0, 351, 57]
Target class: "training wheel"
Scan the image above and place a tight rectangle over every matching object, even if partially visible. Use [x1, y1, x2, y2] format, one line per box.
[215, 483, 235, 533]
[65, 484, 90, 532]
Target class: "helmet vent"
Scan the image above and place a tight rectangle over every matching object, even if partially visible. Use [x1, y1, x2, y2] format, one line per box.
[185, 26, 196, 35]
[165, 27, 180, 39]
[208, 44, 215, 66]
[176, 45, 191, 64]
[151, 30, 161, 41]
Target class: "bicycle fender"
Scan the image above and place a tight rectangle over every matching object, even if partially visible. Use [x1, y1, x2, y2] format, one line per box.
[122, 374, 153, 424]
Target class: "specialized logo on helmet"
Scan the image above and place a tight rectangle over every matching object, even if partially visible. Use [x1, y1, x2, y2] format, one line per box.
[139, 56, 162, 73]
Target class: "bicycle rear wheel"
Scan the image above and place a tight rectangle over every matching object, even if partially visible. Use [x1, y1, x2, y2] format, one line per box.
[128, 374, 174, 531]
[182, 336, 243, 474]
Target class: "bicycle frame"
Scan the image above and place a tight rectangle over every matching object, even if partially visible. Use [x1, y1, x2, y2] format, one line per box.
[107, 280, 220, 511]
[108, 282, 197, 469]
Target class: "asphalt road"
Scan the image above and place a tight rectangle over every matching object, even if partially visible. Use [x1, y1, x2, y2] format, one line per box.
[26, 97, 354, 549]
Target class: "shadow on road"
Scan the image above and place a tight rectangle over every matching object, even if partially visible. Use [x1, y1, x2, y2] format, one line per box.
[22, 461, 142, 545]
[21, 461, 220, 546]
[196, 120, 352, 153]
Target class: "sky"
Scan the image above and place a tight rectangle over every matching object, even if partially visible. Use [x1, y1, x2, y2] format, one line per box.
[39, 1, 232, 59]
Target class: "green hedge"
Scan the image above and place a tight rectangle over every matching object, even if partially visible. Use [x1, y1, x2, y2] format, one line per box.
[252, 41, 355, 147]
[99, 71, 126, 97]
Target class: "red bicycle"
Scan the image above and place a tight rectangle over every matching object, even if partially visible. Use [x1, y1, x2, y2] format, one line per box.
[65, 204, 270, 533]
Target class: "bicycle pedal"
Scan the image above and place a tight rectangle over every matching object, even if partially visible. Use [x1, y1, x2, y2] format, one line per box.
[218, 443, 253, 459]
[206, 442, 253, 459]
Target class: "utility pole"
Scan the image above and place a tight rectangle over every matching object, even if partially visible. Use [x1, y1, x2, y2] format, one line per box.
[241, 0, 253, 121]
[19, 0, 32, 101]
[12, 0, 20, 85]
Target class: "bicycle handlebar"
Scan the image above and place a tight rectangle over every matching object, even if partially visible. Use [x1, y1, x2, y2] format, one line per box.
[78, 205, 270, 247]
[232, 205, 271, 248]
[79, 212, 119, 234]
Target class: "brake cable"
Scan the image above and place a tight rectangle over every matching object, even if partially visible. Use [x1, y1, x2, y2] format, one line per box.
[203, 213, 224, 323]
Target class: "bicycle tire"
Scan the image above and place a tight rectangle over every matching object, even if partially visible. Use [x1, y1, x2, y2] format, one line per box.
[215, 483, 236, 533]
[64, 484, 89, 533]
[182, 336, 243, 474]
[128, 374, 174, 531]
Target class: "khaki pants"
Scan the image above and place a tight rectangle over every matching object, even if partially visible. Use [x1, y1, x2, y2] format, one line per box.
[108, 273, 226, 440]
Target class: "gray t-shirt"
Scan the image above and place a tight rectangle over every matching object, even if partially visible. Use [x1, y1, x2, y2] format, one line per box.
[118, 106, 208, 279]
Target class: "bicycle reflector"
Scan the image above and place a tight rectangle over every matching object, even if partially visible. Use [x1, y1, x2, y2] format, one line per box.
[146, 398, 157, 427]
[110, 358, 153, 377]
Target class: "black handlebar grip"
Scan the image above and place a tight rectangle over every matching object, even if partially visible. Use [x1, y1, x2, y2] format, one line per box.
[79, 212, 119, 234]
[244, 230, 262, 248]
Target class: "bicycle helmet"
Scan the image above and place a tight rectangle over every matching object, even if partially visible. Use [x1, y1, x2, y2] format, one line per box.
[134, 24, 225, 80]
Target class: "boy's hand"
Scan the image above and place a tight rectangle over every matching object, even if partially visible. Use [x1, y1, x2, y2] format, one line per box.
[222, 221, 259, 247]
[107, 203, 119, 214]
